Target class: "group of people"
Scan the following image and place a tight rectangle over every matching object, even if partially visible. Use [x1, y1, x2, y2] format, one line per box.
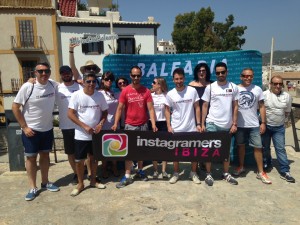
[12, 48, 295, 201]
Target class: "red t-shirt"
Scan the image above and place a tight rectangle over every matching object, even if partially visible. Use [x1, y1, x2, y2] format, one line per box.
[119, 85, 153, 126]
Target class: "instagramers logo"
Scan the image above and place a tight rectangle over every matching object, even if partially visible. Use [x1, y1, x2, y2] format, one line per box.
[102, 133, 128, 157]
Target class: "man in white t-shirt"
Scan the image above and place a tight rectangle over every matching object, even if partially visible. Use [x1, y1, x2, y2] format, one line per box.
[12, 62, 59, 201]
[263, 75, 295, 183]
[233, 68, 272, 184]
[165, 68, 201, 184]
[56, 65, 82, 184]
[68, 73, 108, 196]
[201, 62, 238, 186]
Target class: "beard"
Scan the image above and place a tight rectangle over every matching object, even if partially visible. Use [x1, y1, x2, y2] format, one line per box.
[62, 76, 72, 82]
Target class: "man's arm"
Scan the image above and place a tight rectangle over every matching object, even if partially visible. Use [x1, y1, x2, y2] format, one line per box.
[111, 102, 124, 131]
[12, 102, 35, 137]
[69, 43, 81, 80]
[164, 105, 173, 133]
[201, 101, 208, 133]
[94, 110, 108, 134]
[194, 101, 201, 132]
[68, 108, 94, 135]
[229, 100, 238, 134]
[259, 100, 266, 134]
[147, 101, 157, 132]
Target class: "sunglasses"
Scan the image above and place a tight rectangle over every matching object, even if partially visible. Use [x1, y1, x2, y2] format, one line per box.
[104, 77, 114, 81]
[198, 69, 206, 73]
[85, 66, 98, 71]
[36, 69, 51, 74]
[241, 74, 253, 79]
[216, 70, 226, 75]
[272, 82, 283, 86]
[118, 81, 126, 85]
[131, 74, 141, 79]
[152, 81, 158, 85]
[85, 80, 97, 84]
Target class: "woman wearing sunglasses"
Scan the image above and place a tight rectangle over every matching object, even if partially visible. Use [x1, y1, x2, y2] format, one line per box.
[189, 63, 212, 171]
[99, 71, 120, 178]
[149, 77, 169, 179]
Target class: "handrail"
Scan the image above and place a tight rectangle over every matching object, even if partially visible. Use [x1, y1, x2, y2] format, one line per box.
[291, 103, 300, 152]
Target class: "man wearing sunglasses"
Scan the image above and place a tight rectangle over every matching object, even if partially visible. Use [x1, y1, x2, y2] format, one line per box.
[112, 66, 157, 188]
[201, 62, 239, 186]
[233, 68, 272, 184]
[262, 75, 295, 183]
[68, 73, 108, 196]
[12, 62, 59, 201]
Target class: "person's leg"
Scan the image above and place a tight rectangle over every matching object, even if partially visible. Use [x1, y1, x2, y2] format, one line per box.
[62, 129, 76, 174]
[153, 161, 158, 171]
[75, 160, 85, 191]
[112, 160, 119, 177]
[191, 162, 198, 172]
[254, 147, 264, 173]
[173, 161, 179, 173]
[262, 126, 272, 168]
[161, 161, 167, 173]
[26, 156, 38, 189]
[89, 154, 98, 186]
[271, 125, 290, 173]
[39, 152, 50, 185]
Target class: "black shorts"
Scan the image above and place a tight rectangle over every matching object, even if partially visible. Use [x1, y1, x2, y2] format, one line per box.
[148, 121, 167, 132]
[74, 140, 93, 161]
[61, 129, 75, 155]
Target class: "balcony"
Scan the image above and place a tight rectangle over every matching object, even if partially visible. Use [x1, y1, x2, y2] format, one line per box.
[11, 78, 24, 93]
[11, 36, 44, 52]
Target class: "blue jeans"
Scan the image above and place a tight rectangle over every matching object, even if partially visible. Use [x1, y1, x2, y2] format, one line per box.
[262, 124, 290, 173]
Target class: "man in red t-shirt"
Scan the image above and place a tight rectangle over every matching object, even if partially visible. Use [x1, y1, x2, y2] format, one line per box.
[112, 66, 157, 188]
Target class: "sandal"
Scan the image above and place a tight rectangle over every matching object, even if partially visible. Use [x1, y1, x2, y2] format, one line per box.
[70, 188, 83, 197]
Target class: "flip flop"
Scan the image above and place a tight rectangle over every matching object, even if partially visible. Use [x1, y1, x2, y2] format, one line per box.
[89, 183, 106, 189]
[70, 188, 83, 197]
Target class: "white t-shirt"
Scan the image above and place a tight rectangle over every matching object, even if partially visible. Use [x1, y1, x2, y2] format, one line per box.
[151, 92, 167, 121]
[99, 90, 119, 130]
[237, 84, 264, 128]
[264, 89, 292, 126]
[68, 89, 108, 140]
[56, 82, 82, 130]
[165, 86, 199, 132]
[14, 80, 57, 132]
[202, 81, 239, 129]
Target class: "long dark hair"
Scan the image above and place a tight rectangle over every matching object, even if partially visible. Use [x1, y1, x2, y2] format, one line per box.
[193, 63, 211, 82]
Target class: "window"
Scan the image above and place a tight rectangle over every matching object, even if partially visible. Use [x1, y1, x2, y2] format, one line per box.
[117, 37, 135, 54]
[82, 35, 104, 55]
[21, 60, 37, 81]
[18, 19, 35, 48]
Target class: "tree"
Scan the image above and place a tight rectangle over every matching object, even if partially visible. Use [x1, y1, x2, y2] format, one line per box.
[78, 1, 87, 11]
[172, 7, 247, 53]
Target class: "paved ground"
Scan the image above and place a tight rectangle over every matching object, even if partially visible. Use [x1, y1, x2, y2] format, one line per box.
[0, 93, 300, 225]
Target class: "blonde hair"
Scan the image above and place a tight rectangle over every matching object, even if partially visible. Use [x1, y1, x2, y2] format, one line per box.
[155, 77, 168, 94]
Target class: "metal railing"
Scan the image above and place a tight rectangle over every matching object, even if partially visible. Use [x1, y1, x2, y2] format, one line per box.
[291, 103, 300, 152]
[11, 36, 43, 51]
[11, 78, 24, 92]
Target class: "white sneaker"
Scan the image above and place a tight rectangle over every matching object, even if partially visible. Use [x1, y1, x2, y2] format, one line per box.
[190, 172, 201, 184]
[169, 173, 179, 184]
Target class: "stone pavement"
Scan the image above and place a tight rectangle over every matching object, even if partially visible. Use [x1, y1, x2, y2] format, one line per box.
[0, 137, 300, 224]
[1, 106, 300, 224]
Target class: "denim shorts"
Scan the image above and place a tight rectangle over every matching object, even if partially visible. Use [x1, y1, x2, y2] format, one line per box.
[125, 123, 148, 131]
[206, 122, 229, 132]
[236, 127, 262, 148]
[61, 129, 75, 155]
[22, 129, 54, 157]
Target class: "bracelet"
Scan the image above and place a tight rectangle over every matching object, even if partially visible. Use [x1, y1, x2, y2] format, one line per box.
[69, 51, 74, 53]
[196, 123, 201, 126]
[21, 124, 27, 129]
[261, 122, 266, 124]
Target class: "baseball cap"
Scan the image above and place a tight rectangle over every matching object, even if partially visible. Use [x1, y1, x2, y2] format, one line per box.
[59, 65, 72, 74]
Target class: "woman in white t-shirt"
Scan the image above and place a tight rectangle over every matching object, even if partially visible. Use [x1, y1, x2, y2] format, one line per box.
[99, 71, 120, 178]
[149, 77, 169, 179]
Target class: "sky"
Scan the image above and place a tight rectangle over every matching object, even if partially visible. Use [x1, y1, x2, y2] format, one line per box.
[85, 0, 300, 53]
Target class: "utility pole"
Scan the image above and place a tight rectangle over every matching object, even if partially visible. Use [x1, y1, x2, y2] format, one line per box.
[268, 37, 274, 87]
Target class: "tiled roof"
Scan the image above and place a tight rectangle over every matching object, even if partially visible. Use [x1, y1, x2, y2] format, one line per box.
[59, 0, 77, 17]
[57, 15, 160, 28]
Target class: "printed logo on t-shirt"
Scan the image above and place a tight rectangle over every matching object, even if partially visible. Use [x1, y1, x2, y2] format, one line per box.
[102, 133, 128, 157]
[239, 91, 255, 109]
